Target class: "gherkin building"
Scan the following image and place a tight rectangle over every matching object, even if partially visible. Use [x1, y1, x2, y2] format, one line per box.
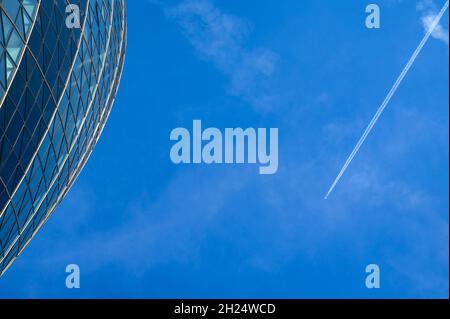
[0, 0, 126, 276]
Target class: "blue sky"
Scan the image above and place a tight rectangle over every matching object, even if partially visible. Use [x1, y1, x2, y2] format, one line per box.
[0, 0, 448, 298]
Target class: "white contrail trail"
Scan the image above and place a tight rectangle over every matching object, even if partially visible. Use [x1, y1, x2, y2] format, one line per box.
[325, 0, 449, 199]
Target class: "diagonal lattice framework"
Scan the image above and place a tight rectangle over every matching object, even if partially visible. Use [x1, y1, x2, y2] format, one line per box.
[0, 0, 126, 276]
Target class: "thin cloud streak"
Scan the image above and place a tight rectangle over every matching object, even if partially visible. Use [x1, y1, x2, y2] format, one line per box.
[325, 0, 449, 199]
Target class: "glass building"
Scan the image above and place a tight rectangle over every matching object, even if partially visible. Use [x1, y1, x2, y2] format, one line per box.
[0, 0, 126, 276]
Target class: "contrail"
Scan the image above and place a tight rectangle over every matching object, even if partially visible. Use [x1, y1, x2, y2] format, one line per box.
[325, 0, 449, 199]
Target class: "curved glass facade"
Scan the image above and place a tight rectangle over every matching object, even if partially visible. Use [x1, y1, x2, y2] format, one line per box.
[0, 0, 126, 276]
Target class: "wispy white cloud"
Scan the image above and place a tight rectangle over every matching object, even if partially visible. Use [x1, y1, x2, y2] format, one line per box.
[418, 0, 449, 45]
[422, 14, 449, 45]
[29, 104, 448, 296]
[2, 0, 447, 298]
[165, 0, 278, 110]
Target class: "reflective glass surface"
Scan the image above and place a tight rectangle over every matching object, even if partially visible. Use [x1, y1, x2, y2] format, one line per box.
[0, 0, 126, 275]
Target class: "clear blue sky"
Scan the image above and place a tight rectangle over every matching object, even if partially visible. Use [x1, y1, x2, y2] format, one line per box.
[0, 0, 448, 298]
